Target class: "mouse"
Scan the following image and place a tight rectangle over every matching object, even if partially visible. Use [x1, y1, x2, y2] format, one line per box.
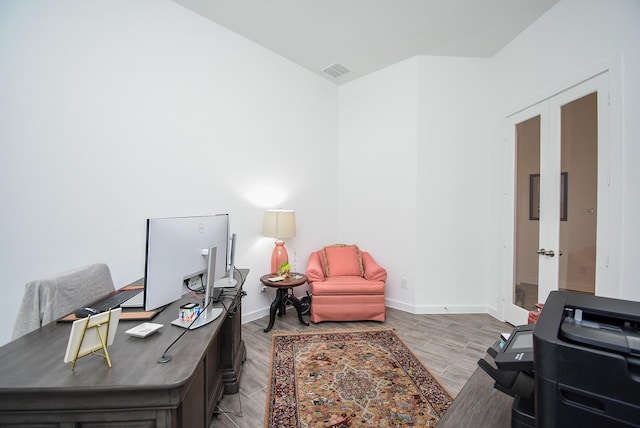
[75, 307, 99, 318]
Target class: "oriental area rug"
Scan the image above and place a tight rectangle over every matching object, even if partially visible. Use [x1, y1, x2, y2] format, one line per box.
[265, 328, 452, 428]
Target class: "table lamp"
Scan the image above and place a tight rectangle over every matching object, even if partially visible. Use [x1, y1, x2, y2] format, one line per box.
[262, 209, 296, 274]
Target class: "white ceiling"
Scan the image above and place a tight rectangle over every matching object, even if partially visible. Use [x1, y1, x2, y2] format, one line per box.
[172, 0, 560, 84]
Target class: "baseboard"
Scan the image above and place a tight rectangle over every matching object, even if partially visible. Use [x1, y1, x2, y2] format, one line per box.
[241, 307, 270, 325]
[384, 299, 415, 313]
[413, 304, 492, 314]
[243, 301, 505, 325]
[386, 298, 493, 316]
[486, 305, 503, 322]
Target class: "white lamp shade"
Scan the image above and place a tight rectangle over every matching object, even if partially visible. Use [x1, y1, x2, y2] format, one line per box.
[262, 210, 296, 239]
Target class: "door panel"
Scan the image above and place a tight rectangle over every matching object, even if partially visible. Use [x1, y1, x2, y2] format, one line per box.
[558, 93, 598, 294]
[504, 103, 548, 325]
[514, 116, 541, 311]
[505, 73, 608, 326]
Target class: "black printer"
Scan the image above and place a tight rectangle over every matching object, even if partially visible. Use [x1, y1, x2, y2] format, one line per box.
[535, 291, 640, 427]
[480, 291, 640, 427]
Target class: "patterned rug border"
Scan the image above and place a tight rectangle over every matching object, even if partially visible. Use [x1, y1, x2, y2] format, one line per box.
[265, 327, 453, 427]
[270, 326, 396, 338]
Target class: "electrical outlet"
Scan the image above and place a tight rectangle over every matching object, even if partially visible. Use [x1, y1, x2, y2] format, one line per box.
[401, 277, 408, 289]
[188, 276, 203, 289]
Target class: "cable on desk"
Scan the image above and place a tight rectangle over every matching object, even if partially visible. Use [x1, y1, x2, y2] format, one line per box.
[158, 269, 247, 363]
[235, 267, 246, 286]
[225, 268, 247, 318]
[184, 273, 206, 294]
[157, 297, 215, 364]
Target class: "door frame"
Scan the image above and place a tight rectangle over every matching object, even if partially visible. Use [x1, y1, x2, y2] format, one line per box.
[503, 102, 548, 325]
[501, 57, 622, 325]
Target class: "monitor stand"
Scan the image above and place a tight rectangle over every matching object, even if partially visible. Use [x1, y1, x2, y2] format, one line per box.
[212, 288, 223, 302]
[171, 307, 223, 330]
[214, 275, 237, 288]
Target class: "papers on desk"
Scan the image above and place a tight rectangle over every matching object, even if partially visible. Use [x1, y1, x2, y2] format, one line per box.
[499, 332, 511, 349]
[125, 322, 163, 338]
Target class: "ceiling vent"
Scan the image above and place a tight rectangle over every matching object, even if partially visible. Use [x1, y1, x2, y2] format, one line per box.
[323, 63, 350, 78]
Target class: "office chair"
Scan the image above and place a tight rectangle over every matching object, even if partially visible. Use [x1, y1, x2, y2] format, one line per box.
[12, 263, 116, 340]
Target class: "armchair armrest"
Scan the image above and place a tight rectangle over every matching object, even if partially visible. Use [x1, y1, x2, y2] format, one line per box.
[306, 251, 326, 283]
[362, 252, 387, 282]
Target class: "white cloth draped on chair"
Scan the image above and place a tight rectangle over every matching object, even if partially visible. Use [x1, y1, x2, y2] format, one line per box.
[12, 263, 115, 340]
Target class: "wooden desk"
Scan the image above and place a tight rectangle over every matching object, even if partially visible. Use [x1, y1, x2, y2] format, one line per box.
[438, 353, 512, 427]
[0, 269, 248, 428]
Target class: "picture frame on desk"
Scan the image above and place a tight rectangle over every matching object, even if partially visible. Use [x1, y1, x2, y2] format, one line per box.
[64, 308, 121, 369]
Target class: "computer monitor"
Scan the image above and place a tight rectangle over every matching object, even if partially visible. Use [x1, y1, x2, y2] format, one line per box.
[214, 233, 237, 288]
[143, 214, 229, 311]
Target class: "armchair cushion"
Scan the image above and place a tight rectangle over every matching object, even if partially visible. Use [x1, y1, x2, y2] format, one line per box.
[322, 244, 363, 277]
[362, 251, 387, 282]
[311, 276, 385, 295]
[306, 251, 325, 283]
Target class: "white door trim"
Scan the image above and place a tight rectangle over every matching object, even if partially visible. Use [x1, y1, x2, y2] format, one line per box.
[502, 55, 622, 325]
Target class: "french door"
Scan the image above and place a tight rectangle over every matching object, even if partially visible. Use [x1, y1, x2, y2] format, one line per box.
[504, 73, 610, 325]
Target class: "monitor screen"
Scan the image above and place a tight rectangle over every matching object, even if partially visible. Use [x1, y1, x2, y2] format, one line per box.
[143, 214, 229, 311]
[506, 329, 533, 352]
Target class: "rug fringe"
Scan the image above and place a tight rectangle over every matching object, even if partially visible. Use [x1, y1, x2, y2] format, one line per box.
[270, 326, 395, 338]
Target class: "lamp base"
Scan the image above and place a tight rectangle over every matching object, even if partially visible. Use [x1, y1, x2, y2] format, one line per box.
[271, 241, 289, 274]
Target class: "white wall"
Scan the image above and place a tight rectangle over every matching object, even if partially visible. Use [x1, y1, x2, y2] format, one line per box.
[337, 0, 640, 318]
[488, 0, 640, 313]
[338, 56, 495, 315]
[1, 0, 638, 346]
[0, 0, 338, 346]
[416, 56, 495, 313]
[338, 58, 419, 309]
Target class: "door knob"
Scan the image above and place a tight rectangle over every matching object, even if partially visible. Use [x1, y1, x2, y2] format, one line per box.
[537, 249, 563, 257]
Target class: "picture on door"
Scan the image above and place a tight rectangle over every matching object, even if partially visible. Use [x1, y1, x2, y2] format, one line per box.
[529, 172, 568, 221]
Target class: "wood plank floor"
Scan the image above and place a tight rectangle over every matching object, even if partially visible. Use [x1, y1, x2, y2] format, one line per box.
[211, 307, 511, 427]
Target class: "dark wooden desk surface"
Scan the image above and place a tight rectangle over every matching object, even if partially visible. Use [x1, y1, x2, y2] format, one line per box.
[438, 356, 513, 427]
[0, 269, 248, 427]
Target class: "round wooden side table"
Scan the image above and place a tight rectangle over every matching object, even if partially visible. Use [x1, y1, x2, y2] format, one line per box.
[260, 273, 309, 333]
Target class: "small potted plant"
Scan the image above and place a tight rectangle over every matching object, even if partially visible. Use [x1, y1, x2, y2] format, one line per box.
[278, 261, 291, 278]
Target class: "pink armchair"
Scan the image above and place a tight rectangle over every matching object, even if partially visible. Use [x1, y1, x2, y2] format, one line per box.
[306, 244, 387, 323]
